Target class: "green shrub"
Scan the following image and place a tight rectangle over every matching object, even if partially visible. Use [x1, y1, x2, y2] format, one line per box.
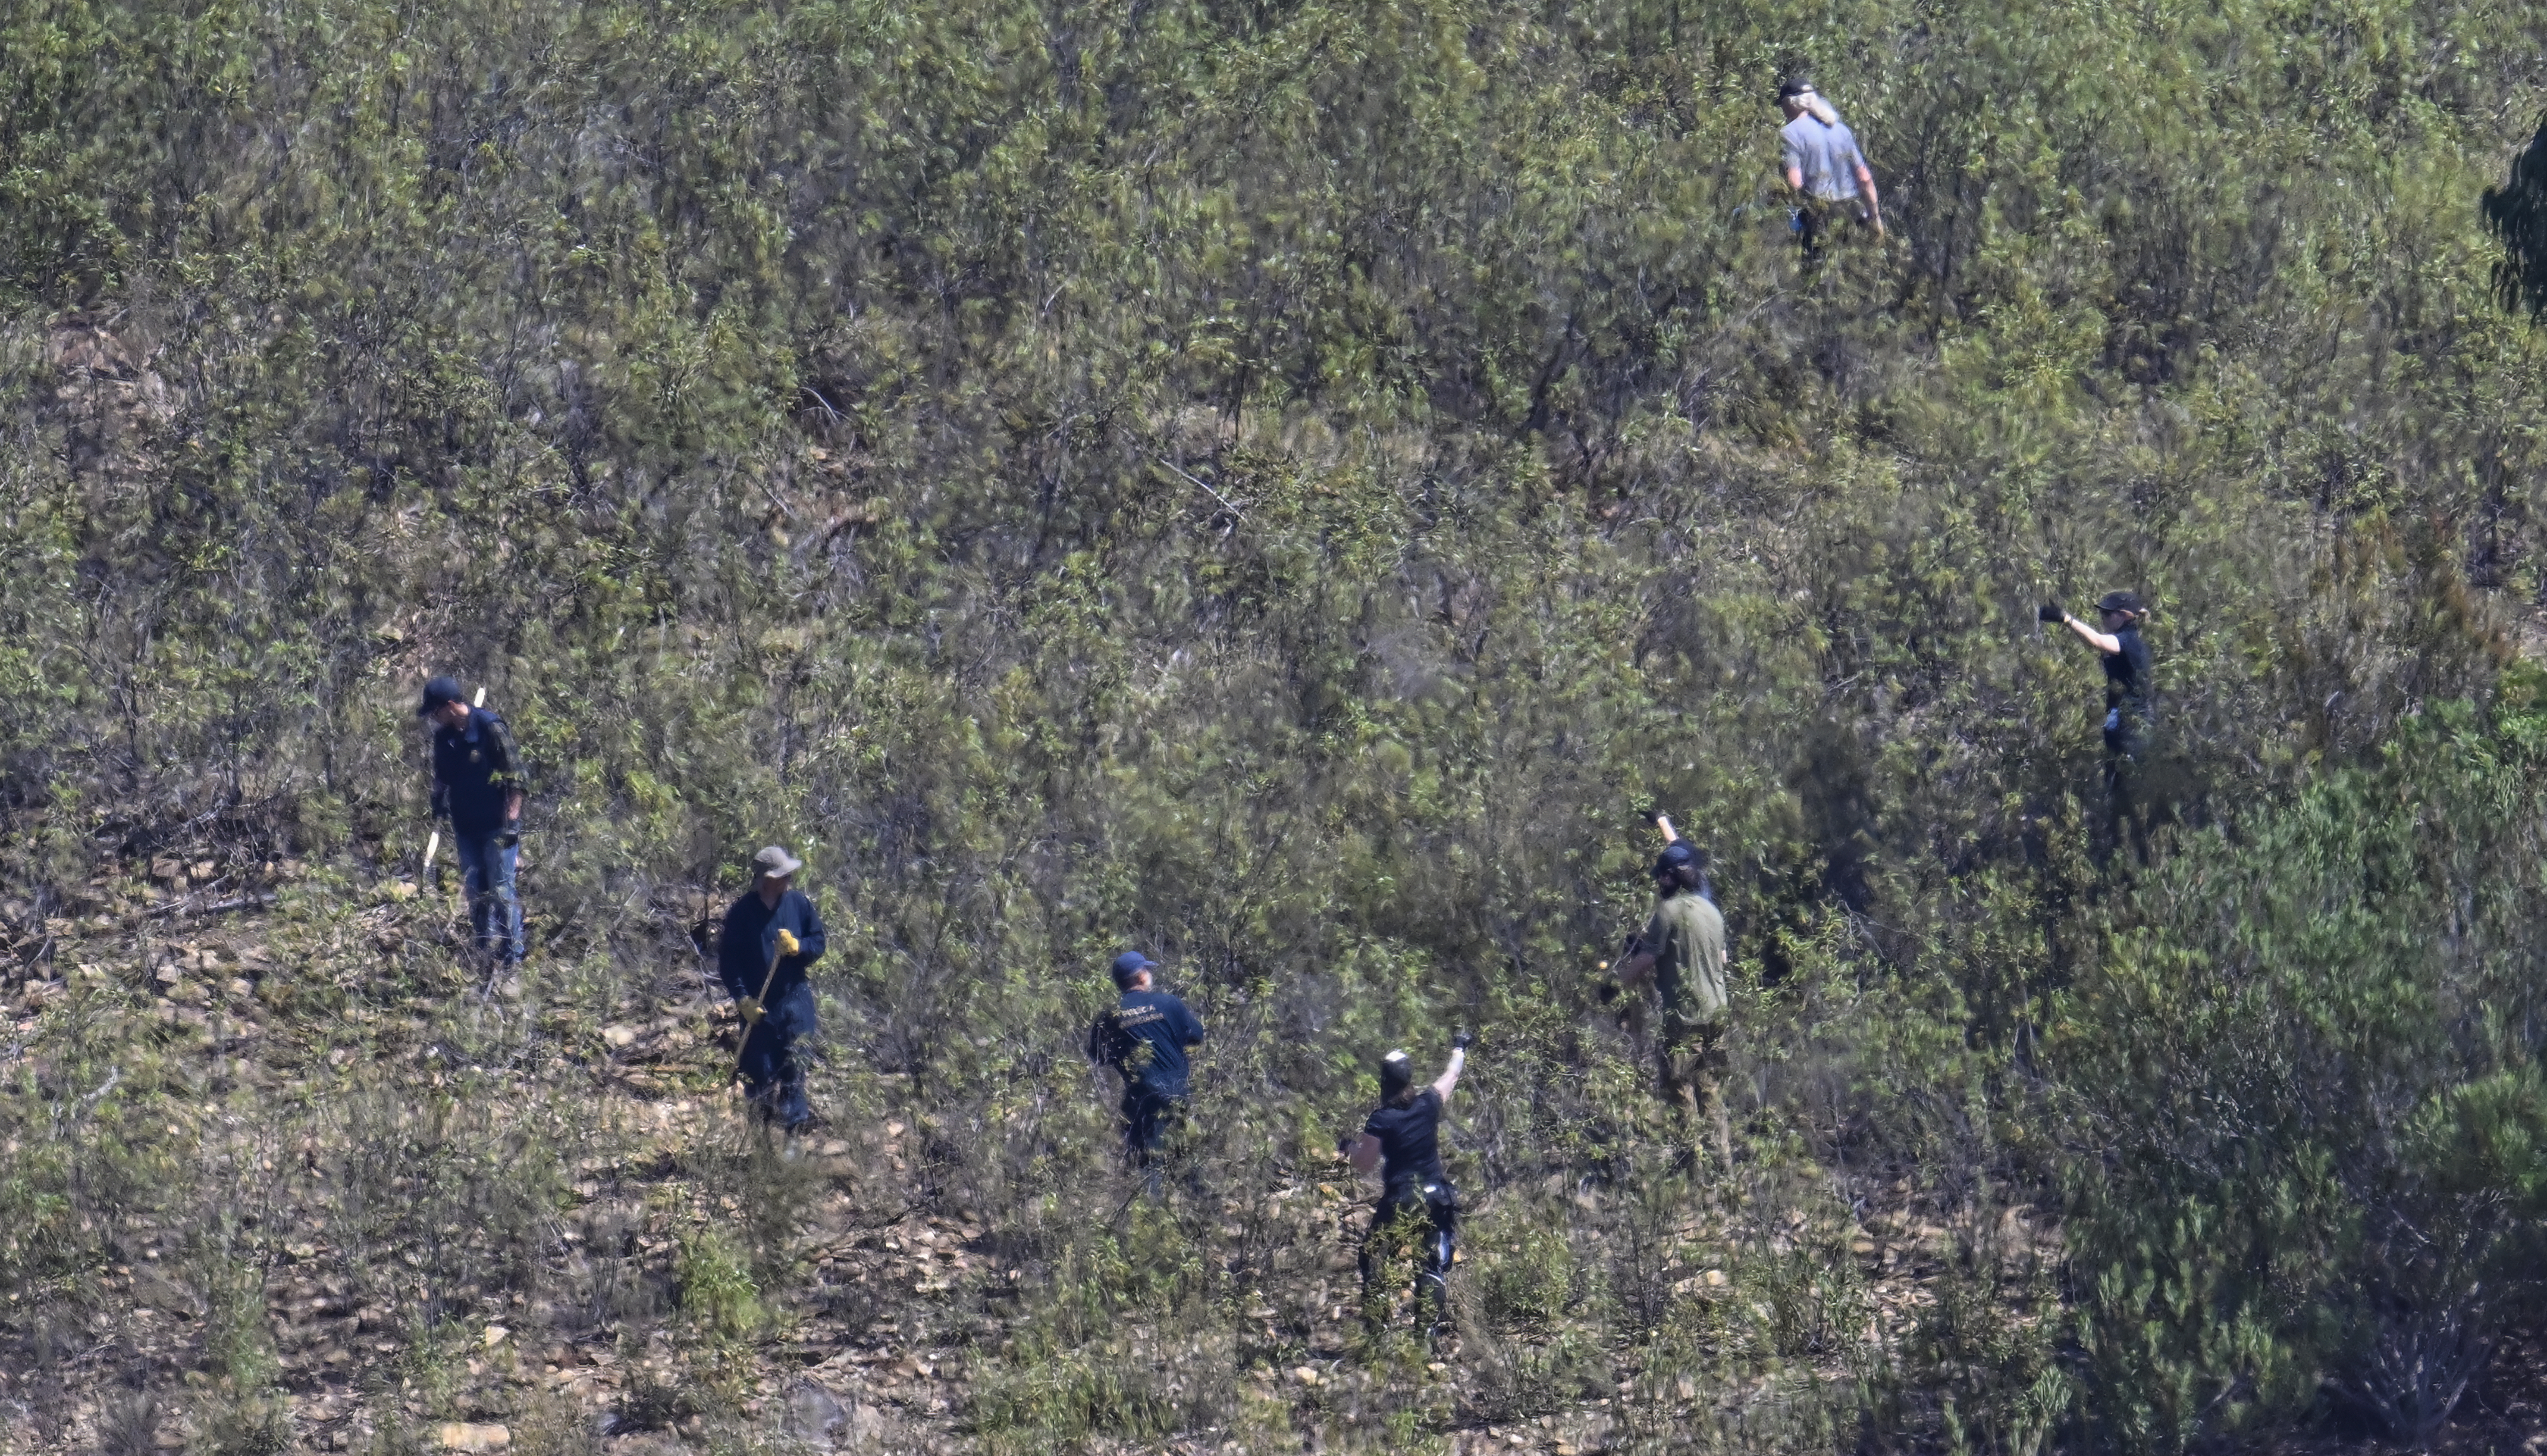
[3, 0, 2547, 1449]
[2056, 699, 2547, 1447]
[673, 1222, 768, 1344]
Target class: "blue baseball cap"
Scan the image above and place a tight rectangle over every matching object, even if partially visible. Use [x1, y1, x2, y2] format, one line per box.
[417, 676, 465, 716]
[1110, 951, 1158, 988]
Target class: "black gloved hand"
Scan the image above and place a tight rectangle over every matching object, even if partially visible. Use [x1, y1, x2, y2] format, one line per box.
[1336, 1134, 1358, 1157]
[1597, 981, 1621, 1004]
[1452, 1030, 1474, 1052]
[2037, 602, 2064, 623]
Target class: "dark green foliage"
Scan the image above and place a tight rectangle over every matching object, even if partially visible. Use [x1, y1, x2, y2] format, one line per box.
[2058, 690, 2547, 1447]
[3, 0, 2547, 1450]
[2486, 113, 2547, 320]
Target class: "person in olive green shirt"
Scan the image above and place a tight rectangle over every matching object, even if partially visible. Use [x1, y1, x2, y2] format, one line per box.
[1614, 819, 1731, 1165]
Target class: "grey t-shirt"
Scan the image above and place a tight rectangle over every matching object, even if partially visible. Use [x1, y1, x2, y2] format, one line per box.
[1780, 116, 1866, 201]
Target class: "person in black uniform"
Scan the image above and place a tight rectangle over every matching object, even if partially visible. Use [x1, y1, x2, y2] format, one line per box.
[2043, 591, 2155, 847]
[1086, 952, 1205, 1182]
[1344, 1033, 1472, 1336]
[718, 845, 829, 1136]
[418, 676, 527, 968]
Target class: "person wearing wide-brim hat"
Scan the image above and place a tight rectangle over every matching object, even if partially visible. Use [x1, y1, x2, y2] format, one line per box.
[717, 845, 830, 1134]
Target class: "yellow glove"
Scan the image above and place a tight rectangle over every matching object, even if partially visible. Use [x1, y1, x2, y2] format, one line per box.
[735, 996, 764, 1022]
[775, 929, 800, 957]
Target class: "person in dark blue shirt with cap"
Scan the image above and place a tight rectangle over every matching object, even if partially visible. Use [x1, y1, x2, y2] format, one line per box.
[718, 845, 829, 1138]
[419, 676, 527, 968]
[1086, 951, 1205, 1179]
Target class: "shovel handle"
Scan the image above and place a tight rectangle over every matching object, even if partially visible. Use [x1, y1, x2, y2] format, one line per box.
[731, 939, 788, 1080]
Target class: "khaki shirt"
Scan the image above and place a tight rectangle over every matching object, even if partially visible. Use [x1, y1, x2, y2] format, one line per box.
[1641, 890, 1728, 1024]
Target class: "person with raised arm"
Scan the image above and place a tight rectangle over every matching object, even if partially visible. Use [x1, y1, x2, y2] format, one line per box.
[1612, 814, 1732, 1165]
[1343, 1033, 1472, 1337]
[2042, 590, 2155, 844]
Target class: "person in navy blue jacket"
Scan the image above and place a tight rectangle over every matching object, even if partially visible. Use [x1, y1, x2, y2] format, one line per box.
[419, 676, 528, 968]
[1087, 951, 1205, 1178]
[718, 845, 829, 1133]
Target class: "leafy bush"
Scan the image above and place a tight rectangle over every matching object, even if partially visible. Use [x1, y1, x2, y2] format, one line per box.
[3, 0, 2547, 1449]
[2057, 693, 2547, 1446]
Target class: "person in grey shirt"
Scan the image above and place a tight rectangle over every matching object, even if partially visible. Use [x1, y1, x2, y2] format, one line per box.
[1777, 77, 1884, 257]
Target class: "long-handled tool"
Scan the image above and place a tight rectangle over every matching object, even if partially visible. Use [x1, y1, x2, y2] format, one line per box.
[731, 938, 786, 1077]
[730, 929, 798, 1126]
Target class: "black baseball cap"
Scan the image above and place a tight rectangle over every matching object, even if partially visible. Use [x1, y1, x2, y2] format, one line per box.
[417, 676, 465, 716]
[1379, 1049, 1413, 1096]
[1110, 951, 1157, 989]
[1654, 840, 1702, 875]
[1778, 76, 1816, 99]
[2096, 591, 2143, 617]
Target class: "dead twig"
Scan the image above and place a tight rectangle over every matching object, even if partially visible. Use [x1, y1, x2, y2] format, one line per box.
[1155, 456, 1242, 517]
[144, 892, 277, 921]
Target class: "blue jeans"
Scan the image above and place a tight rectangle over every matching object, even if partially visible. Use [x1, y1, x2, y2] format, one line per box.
[450, 831, 523, 964]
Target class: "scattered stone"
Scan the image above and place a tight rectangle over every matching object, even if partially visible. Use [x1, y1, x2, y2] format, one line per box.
[433, 1422, 509, 1452]
[785, 1382, 845, 1440]
[839, 1401, 899, 1453]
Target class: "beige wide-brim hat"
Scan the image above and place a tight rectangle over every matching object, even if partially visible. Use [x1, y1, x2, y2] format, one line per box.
[752, 845, 803, 879]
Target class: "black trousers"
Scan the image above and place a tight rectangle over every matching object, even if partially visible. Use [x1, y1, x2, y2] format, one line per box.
[1121, 1088, 1184, 1162]
[2103, 714, 2151, 855]
[1359, 1180, 1458, 1329]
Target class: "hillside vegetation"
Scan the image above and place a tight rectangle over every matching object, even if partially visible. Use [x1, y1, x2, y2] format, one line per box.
[7, 0, 2547, 1451]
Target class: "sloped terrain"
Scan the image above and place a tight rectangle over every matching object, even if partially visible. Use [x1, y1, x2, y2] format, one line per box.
[10, 0, 2547, 1451]
[13, 868, 2048, 1455]
[10, 845, 2547, 1456]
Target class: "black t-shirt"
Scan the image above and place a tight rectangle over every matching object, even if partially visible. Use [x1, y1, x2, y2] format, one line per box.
[430, 707, 525, 836]
[1088, 989, 1205, 1099]
[1364, 1087, 1448, 1192]
[2102, 627, 2152, 725]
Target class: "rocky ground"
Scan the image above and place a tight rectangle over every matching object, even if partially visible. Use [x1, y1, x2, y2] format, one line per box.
[5, 858, 2543, 1455]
